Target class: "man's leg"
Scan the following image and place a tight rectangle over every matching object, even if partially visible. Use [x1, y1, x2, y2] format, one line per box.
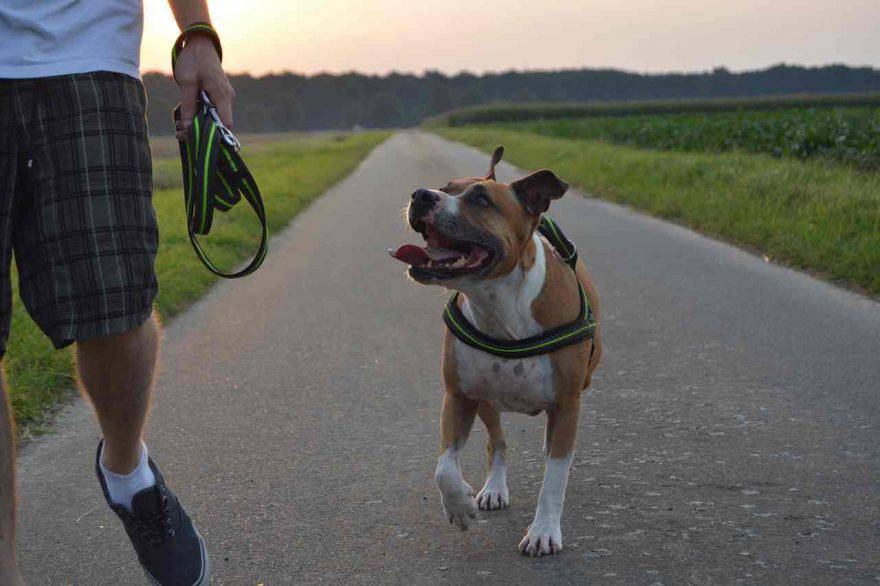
[0, 373, 24, 586]
[17, 72, 208, 584]
[77, 314, 159, 475]
[0, 75, 24, 586]
[81, 312, 210, 586]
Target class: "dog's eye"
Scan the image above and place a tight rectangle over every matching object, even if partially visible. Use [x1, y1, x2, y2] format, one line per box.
[469, 192, 492, 208]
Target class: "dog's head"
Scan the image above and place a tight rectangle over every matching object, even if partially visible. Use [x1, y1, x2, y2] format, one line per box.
[389, 146, 569, 287]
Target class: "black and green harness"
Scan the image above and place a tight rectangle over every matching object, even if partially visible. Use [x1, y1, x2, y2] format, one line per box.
[171, 23, 268, 278]
[443, 216, 597, 359]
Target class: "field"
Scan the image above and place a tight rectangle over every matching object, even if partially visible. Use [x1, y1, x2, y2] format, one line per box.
[7, 131, 390, 433]
[432, 95, 880, 170]
[434, 120, 880, 297]
[490, 107, 880, 170]
[438, 93, 880, 125]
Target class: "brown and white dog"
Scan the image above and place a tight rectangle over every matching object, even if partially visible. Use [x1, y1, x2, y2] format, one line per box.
[389, 147, 602, 556]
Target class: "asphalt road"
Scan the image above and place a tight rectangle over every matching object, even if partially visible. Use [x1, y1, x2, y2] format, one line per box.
[15, 132, 880, 585]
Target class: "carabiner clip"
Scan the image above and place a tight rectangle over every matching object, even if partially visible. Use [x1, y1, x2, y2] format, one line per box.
[200, 90, 241, 152]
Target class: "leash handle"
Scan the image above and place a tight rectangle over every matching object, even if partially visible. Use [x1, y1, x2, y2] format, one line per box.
[171, 22, 223, 76]
[173, 99, 269, 279]
[170, 23, 267, 279]
[187, 151, 269, 279]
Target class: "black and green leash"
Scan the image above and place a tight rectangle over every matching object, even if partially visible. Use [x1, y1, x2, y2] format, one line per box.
[171, 23, 268, 278]
[443, 216, 596, 358]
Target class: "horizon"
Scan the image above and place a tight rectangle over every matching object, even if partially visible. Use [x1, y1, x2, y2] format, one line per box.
[141, 0, 879, 77]
[139, 61, 879, 80]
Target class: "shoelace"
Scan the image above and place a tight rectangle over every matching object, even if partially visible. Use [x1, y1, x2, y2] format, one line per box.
[126, 490, 176, 549]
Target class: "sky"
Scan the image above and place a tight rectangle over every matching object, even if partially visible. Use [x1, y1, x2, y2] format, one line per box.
[141, 0, 880, 76]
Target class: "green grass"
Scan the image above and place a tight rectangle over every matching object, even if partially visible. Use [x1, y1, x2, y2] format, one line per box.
[7, 131, 389, 433]
[435, 127, 880, 296]
[489, 107, 880, 170]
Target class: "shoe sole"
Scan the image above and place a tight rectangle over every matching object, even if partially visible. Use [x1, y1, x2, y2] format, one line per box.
[141, 528, 211, 586]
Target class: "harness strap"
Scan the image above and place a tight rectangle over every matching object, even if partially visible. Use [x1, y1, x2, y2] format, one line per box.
[443, 216, 596, 358]
[537, 215, 578, 269]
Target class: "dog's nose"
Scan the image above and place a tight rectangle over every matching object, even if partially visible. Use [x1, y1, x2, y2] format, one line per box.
[411, 189, 439, 207]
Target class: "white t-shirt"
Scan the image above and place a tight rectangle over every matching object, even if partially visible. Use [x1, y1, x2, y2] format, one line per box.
[0, 0, 143, 79]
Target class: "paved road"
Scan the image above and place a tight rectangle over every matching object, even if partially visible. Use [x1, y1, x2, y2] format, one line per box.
[16, 132, 880, 585]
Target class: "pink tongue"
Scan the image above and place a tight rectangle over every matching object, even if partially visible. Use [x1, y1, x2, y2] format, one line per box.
[389, 244, 430, 266]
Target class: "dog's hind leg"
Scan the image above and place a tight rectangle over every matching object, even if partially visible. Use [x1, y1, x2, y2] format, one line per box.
[435, 391, 479, 530]
[475, 400, 510, 511]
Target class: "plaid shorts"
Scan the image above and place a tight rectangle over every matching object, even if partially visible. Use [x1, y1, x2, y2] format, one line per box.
[0, 72, 158, 355]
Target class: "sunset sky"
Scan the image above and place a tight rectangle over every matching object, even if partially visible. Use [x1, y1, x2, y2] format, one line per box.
[141, 0, 879, 76]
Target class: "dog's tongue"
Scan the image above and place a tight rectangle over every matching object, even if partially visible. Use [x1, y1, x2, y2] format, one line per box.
[389, 244, 430, 266]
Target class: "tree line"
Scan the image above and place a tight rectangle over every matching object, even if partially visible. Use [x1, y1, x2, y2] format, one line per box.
[143, 64, 880, 135]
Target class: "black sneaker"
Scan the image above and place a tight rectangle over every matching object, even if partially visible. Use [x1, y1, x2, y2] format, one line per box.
[95, 440, 210, 585]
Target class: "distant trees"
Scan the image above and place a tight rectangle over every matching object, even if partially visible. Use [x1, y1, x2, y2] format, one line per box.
[143, 64, 880, 135]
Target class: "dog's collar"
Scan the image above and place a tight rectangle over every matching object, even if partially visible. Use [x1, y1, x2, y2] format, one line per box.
[443, 216, 597, 359]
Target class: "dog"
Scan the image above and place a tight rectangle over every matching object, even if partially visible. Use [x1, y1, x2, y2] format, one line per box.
[389, 146, 602, 556]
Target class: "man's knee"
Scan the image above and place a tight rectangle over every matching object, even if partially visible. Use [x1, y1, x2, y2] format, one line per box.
[75, 313, 160, 401]
[76, 313, 160, 355]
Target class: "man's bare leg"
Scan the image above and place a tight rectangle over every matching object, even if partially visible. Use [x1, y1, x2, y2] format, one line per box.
[77, 314, 159, 475]
[80, 313, 210, 584]
[0, 314, 161, 585]
[0, 372, 24, 585]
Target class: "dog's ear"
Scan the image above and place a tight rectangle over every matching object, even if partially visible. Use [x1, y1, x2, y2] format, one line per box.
[511, 170, 569, 215]
[484, 145, 504, 180]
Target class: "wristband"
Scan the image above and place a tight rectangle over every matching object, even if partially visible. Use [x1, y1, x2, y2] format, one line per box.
[171, 22, 223, 74]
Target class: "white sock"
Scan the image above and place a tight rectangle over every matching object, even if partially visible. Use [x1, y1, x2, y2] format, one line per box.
[100, 440, 157, 512]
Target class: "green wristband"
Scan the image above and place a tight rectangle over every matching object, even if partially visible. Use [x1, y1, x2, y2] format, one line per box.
[171, 22, 223, 74]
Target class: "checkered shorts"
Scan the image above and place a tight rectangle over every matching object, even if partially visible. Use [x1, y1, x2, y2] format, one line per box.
[0, 72, 158, 354]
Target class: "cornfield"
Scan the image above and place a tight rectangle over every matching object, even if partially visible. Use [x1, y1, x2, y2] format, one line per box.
[435, 94, 880, 169]
[493, 107, 880, 169]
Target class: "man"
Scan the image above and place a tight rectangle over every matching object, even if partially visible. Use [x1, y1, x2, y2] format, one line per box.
[0, 1, 234, 584]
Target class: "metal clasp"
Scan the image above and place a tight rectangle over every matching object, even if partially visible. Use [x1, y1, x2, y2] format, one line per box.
[200, 90, 241, 152]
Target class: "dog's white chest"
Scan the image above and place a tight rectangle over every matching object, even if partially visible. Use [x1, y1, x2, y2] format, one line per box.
[450, 234, 556, 414]
[454, 340, 555, 414]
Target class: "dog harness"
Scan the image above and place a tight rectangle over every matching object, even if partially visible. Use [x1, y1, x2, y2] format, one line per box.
[171, 23, 269, 278]
[443, 216, 597, 358]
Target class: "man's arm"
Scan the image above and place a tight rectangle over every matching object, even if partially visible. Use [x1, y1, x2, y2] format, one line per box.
[167, 0, 235, 140]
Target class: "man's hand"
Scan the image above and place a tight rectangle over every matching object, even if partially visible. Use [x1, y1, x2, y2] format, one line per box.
[174, 34, 235, 141]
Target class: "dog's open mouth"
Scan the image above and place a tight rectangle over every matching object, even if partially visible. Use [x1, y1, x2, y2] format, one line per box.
[389, 229, 492, 279]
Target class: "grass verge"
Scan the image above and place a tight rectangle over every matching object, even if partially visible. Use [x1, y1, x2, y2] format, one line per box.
[435, 127, 880, 297]
[8, 131, 390, 434]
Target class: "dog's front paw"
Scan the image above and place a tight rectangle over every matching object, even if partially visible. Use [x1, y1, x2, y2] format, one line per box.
[440, 482, 478, 531]
[476, 479, 509, 511]
[517, 520, 563, 557]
